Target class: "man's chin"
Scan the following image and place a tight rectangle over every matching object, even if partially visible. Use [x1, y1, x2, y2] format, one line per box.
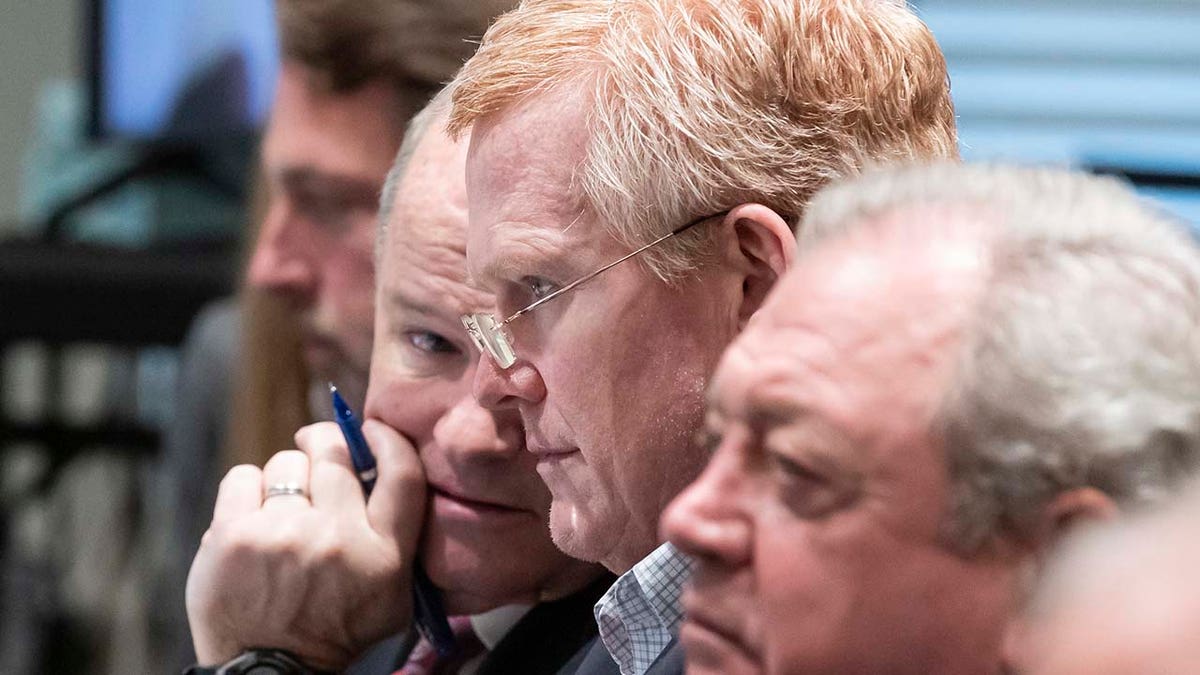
[421, 548, 536, 615]
[545, 498, 608, 564]
[679, 618, 764, 675]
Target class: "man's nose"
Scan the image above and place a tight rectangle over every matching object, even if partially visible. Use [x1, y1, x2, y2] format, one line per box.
[661, 447, 752, 565]
[472, 351, 547, 410]
[246, 206, 318, 299]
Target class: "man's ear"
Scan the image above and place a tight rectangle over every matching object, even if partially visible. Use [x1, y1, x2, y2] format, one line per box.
[723, 203, 796, 330]
[998, 487, 1119, 671]
[1028, 487, 1119, 561]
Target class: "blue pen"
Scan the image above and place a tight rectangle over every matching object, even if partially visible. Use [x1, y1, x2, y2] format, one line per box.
[330, 384, 379, 495]
[329, 384, 458, 656]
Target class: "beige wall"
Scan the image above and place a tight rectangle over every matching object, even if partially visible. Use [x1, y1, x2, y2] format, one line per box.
[0, 0, 79, 232]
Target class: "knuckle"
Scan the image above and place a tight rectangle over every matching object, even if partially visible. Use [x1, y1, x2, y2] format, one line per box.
[215, 517, 301, 568]
[261, 449, 308, 476]
[221, 464, 260, 487]
[294, 421, 329, 447]
[309, 536, 348, 568]
[221, 522, 267, 560]
[298, 423, 347, 461]
[263, 520, 309, 558]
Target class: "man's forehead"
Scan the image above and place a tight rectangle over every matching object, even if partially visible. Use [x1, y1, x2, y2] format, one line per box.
[468, 214, 595, 283]
[464, 190, 596, 287]
[467, 81, 592, 171]
[379, 200, 493, 317]
[464, 151, 590, 218]
[375, 134, 475, 305]
[264, 63, 401, 182]
[388, 129, 470, 240]
[753, 243, 890, 345]
[381, 258, 494, 319]
[718, 212, 988, 407]
[786, 208, 990, 317]
[708, 338, 810, 419]
[463, 85, 594, 244]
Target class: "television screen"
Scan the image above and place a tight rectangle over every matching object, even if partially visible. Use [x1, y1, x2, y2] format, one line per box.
[91, 0, 280, 142]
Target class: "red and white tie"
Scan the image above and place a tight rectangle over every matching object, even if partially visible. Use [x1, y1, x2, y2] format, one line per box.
[393, 616, 485, 675]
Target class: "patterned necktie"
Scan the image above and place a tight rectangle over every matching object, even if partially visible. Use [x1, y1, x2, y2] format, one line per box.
[394, 616, 486, 675]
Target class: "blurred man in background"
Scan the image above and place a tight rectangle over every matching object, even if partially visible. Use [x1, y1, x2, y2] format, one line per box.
[239, 0, 517, 444]
[663, 163, 1200, 674]
[157, 0, 514, 670]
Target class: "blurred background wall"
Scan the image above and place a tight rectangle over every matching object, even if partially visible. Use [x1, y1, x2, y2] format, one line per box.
[0, 0, 79, 233]
[915, 0, 1200, 228]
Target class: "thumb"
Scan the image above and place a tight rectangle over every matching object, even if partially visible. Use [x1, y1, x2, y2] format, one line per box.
[360, 419, 426, 554]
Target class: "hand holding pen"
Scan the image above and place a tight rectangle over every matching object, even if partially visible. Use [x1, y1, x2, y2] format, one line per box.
[187, 415, 429, 671]
[331, 385, 458, 657]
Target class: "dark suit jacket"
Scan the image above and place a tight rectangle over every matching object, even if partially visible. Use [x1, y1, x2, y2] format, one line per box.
[477, 574, 614, 675]
[559, 636, 684, 675]
[349, 574, 614, 675]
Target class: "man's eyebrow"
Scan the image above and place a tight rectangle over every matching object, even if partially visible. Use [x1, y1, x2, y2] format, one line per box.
[708, 383, 831, 438]
[277, 166, 380, 203]
[746, 396, 814, 431]
[477, 238, 564, 282]
[755, 399, 867, 477]
[477, 251, 526, 282]
[382, 288, 444, 320]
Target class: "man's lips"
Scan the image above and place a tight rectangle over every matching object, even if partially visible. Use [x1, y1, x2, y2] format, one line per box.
[427, 484, 525, 514]
[681, 593, 760, 663]
[527, 445, 580, 460]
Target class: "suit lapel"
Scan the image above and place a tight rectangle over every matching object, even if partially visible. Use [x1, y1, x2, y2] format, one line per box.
[480, 574, 615, 675]
[560, 635, 621, 675]
[559, 634, 684, 675]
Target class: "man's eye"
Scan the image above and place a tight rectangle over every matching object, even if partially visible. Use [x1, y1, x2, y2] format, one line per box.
[294, 191, 359, 231]
[768, 452, 856, 517]
[768, 452, 821, 482]
[523, 276, 558, 301]
[406, 331, 459, 355]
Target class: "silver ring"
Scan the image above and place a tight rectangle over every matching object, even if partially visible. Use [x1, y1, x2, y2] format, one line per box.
[264, 482, 309, 500]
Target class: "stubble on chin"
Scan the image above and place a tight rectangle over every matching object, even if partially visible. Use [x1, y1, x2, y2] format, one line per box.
[545, 498, 598, 562]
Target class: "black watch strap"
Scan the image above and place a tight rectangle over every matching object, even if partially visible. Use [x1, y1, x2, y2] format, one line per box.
[183, 648, 336, 675]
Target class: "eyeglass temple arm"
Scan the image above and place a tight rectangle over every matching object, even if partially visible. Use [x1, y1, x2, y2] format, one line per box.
[499, 215, 714, 325]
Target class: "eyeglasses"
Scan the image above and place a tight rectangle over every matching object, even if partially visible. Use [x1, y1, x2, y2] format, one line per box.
[461, 211, 726, 369]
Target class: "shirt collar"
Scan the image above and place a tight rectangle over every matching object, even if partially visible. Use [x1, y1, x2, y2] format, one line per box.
[470, 603, 532, 650]
[593, 542, 695, 675]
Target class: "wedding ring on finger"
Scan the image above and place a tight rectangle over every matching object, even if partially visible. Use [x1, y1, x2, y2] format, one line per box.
[264, 482, 309, 502]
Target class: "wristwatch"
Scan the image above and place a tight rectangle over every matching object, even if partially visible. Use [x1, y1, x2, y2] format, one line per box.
[183, 648, 335, 675]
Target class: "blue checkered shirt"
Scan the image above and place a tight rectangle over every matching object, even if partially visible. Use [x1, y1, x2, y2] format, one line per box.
[593, 542, 694, 675]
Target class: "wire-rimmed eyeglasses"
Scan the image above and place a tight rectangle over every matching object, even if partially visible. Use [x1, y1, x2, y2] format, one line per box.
[461, 211, 727, 369]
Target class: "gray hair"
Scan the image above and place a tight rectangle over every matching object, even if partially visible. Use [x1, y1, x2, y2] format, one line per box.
[802, 163, 1200, 553]
[375, 86, 455, 263]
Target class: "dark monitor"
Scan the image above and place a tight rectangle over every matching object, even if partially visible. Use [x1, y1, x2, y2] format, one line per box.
[88, 0, 280, 143]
